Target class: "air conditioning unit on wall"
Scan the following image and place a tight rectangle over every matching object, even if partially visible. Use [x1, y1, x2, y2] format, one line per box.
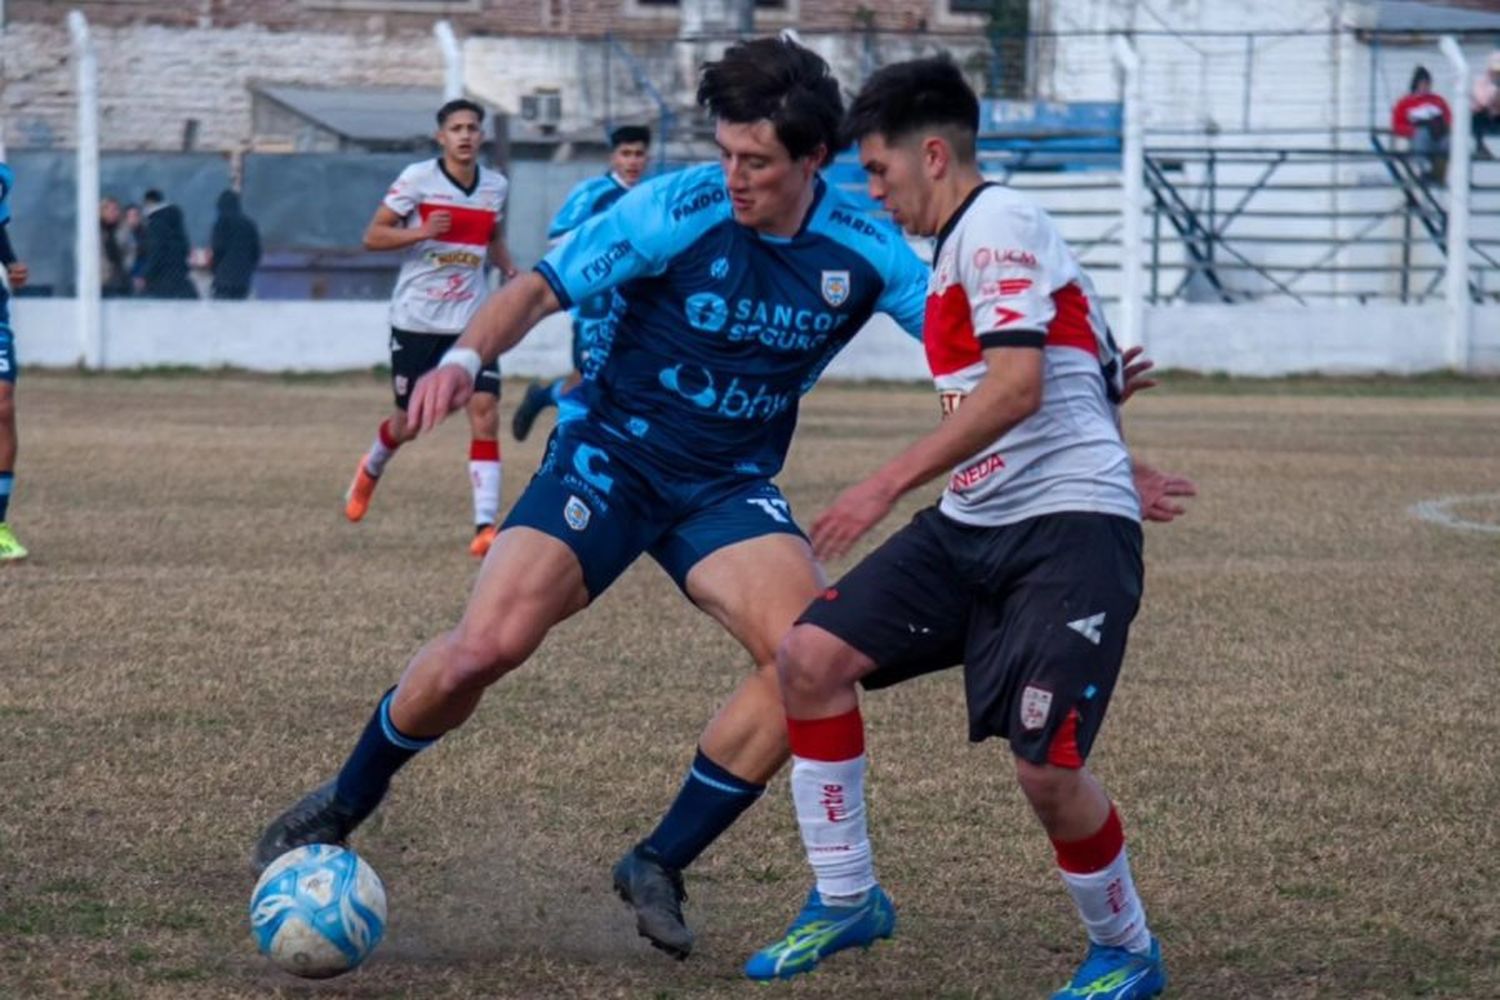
[520, 88, 563, 131]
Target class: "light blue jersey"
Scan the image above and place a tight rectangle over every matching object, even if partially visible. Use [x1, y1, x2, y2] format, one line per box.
[549, 173, 632, 388]
[535, 163, 927, 478]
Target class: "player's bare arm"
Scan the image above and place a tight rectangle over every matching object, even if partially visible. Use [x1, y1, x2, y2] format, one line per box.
[488, 228, 519, 280]
[407, 271, 561, 434]
[362, 204, 448, 252]
[811, 344, 1044, 559]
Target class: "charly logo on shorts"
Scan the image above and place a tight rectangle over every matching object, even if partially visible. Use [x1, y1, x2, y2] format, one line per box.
[820, 270, 850, 307]
[564, 495, 591, 531]
[1020, 685, 1053, 731]
[685, 292, 729, 333]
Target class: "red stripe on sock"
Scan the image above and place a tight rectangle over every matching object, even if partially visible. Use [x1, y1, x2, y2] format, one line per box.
[378, 419, 400, 451]
[470, 439, 500, 461]
[786, 707, 865, 762]
[1046, 708, 1085, 768]
[1053, 804, 1124, 874]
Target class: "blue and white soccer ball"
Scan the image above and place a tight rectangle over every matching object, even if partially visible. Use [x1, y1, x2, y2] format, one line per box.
[250, 844, 387, 978]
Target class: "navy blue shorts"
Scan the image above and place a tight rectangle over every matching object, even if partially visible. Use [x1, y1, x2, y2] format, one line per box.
[502, 420, 805, 599]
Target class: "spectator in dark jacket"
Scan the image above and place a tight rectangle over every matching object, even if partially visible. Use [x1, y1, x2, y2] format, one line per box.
[209, 189, 262, 300]
[140, 188, 197, 299]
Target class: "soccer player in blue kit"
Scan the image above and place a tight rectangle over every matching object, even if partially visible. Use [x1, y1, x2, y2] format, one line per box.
[253, 37, 929, 956]
[0, 160, 31, 561]
[252, 36, 1183, 963]
[511, 124, 651, 441]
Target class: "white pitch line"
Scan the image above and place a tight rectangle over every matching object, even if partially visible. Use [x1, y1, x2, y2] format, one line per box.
[1409, 494, 1500, 535]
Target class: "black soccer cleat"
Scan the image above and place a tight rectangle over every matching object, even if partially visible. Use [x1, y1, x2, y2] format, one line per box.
[510, 380, 554, 442]
[613, 842, 694, 960]
[252, 779, 366, 873]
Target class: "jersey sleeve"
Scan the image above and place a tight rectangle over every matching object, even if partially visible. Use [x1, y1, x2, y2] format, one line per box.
[382, 164, 421, 219]
[962, 201, 1057, 350]
[875, 238, 929, 342]
[0, 164, 12, 226]
[536, 165, 726, 310]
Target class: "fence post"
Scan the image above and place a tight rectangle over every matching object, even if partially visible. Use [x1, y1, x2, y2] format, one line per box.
[434, 21, 463, 101]
[68, 10, 101, 369]
[1439, 35, 1472, 372]
[1111, 36, 1144, 352]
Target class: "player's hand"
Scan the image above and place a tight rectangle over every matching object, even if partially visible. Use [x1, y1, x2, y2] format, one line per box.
[1120, 345, 1158, 403]
[407, 363, 474, 436]
[6, 262, 28, 289]
[422, 211, 453, 239]
[810, 477, 897, 561]
[1133, 461, 1197, 523]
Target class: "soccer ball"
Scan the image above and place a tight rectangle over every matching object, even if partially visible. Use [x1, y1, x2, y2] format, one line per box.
[249, 844, 387, 978]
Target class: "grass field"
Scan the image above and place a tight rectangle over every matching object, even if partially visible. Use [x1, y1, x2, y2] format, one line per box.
[2, 372, 1498, 999]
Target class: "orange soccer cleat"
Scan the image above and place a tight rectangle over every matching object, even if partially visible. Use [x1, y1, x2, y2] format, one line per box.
[469, 524, 498, 558]
[344, 461, 379, 522]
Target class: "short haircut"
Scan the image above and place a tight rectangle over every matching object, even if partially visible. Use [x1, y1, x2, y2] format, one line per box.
[143, 189, 164, 204]
[1410, 65, 1432, 91]
[437, 98, 485, 126]
[697, 37, 843, 166]
[843, 56, 980, 161]
[610, 124, 651, 148]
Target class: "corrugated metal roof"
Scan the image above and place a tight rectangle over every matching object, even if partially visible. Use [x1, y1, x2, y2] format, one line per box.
[255, 85, 447, 143]
[1367, 0, 1500, 33]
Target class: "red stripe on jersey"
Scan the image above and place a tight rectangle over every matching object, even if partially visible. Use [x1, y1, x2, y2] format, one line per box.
[418, 203, 496, 247]
[1046, 283, 1098, 357]
[924, 283, 983, 377]
[787, 708, 866, 762]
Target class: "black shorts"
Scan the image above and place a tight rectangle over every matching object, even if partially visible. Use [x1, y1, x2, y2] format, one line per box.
[389, 328, 500, 411]
[798, 508, 1143, 765]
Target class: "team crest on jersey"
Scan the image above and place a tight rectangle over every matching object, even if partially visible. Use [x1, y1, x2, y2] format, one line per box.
[1020, 685, 1053, 731]
[820, 270, 850, 307]
[563, 495, 591, 531]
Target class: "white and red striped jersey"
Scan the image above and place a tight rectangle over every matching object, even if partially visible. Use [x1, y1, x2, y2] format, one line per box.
[925, 184, 1139, 527]
[384, 158, 508, 333]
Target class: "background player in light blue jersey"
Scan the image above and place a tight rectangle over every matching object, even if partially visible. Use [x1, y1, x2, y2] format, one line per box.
[511, 124, 651, 441]
[0, 162, 32, 561]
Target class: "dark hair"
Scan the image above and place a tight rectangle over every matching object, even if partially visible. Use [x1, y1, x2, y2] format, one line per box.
[696, 37, 843, 166]
[843, 55, 980, 160]
[143, 189, 164, 204]
[610, 124, 651, 148]
[1410, 65, 1432, 92]
[437, 98, 485, 126]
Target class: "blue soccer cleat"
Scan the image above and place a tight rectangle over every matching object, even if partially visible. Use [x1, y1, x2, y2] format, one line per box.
[745, 885, 895, 981]
[1051, 937, 1166, 999]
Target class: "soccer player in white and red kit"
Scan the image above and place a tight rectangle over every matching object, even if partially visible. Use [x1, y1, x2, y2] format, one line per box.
[748, 58, 1193, 998]
[345, 98, 519, 557]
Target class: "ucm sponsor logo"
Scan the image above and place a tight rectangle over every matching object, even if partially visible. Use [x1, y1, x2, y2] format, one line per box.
[671, 186, 727, 221]
[658, 364, 793, 421]
[581, 240, 633, 283]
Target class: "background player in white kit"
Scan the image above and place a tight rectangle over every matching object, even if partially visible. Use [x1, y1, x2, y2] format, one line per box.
[748, 57, 1184, 999]
[344, 98, 519, 557]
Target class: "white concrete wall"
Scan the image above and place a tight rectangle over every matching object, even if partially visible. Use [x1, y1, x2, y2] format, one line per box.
[13, 298, 1498, 379]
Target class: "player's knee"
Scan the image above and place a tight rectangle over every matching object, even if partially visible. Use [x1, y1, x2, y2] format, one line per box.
[436, 625, 529, 693]
[775, 625, 847, 702]
[1014, 757, 1085, 822]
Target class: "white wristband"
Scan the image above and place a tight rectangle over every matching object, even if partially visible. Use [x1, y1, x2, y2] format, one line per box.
[440, 346, 482, 381]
